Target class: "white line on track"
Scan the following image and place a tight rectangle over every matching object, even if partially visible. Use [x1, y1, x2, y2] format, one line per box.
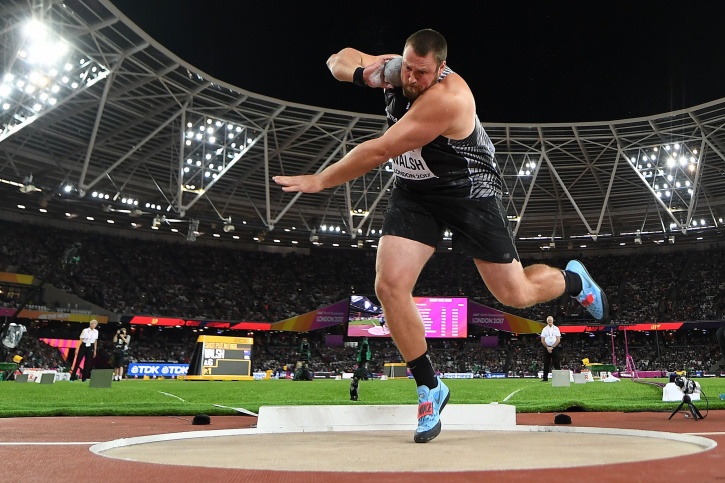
[0, 442, 100, 445]
[503, 388, 525, 402]
[212, 404, 258, 416]
[158, 391, 186, 402]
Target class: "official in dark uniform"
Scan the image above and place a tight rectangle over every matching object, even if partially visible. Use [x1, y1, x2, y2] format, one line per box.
[350, 337, 372, 401]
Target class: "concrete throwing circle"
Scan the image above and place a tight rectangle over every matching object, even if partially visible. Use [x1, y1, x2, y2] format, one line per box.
[92, 426, 716, 472]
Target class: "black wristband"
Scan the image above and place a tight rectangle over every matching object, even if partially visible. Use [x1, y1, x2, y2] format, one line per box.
[352, 66, 365, 87]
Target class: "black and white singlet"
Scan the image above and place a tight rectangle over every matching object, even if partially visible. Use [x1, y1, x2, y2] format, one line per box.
[384, 67, 502, 199]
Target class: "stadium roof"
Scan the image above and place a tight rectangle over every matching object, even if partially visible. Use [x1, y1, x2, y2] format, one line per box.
[2, 0, 725, 253]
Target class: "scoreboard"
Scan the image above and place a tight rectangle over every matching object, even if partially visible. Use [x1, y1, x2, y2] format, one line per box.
[184, 335, 254, 381]
[347, 296, 467, 338]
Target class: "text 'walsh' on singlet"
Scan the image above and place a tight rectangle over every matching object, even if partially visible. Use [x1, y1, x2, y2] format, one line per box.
[384, 66, 502, 199]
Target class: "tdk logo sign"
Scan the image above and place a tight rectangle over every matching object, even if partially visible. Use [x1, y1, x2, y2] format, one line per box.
[128, 363, 189, 377]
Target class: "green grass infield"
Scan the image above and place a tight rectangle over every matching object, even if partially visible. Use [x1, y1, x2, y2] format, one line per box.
[1, 377, 724, 418]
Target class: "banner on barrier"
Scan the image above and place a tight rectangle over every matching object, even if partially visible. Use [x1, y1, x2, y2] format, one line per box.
[127, 362, 189, 378]
[442, 373, 474, 379]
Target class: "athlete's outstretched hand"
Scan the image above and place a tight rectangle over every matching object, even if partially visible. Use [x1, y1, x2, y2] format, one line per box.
[273, 174, 324, 193]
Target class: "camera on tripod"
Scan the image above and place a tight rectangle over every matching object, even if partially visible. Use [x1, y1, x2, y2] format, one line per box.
[674, 375, 701, 395]
[668, 373, 707, 421]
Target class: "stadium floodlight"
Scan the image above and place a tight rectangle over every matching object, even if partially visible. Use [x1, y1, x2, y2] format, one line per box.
[0, 19, 110, 144]
[181, 115, 256, 193]
[628, 144, 700, 217]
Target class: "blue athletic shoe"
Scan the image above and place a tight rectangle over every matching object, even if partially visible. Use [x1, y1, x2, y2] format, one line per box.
[566, 259, 609, 321]
[414, 376, 450, 443]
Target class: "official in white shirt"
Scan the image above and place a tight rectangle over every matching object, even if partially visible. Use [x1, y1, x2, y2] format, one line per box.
[69, 319, 99, 381]
[540, 315, 561, 382]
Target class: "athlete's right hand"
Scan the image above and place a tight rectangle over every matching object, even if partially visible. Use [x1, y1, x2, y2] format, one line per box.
[365, 55, 401, 89]
[273, 174, 324, 193]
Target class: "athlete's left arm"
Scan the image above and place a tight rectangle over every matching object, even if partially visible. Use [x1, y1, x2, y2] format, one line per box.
[274, 86, 458, 193]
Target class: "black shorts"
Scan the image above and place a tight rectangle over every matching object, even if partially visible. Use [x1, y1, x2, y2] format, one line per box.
[381, 185, 519, 263]
[113, 351, 126, 368]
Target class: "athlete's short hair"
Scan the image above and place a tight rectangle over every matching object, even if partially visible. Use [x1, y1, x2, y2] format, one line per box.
[405, 29, 447, 67]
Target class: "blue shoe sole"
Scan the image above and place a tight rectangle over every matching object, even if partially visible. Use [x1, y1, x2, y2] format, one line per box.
[570, 260, 610, 322]
[413, 388, 451, 443]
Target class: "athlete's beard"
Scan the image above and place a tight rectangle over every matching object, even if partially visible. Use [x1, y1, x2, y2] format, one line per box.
[402, 78, 436, 100]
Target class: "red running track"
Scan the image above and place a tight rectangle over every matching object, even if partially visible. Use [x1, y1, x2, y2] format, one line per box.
[1, 411, 723, 482]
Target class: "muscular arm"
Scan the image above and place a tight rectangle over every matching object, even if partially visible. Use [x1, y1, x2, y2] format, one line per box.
[326, 48, 377, 82]
[327, 47, 398, 87]
[274, 84, 459, 192]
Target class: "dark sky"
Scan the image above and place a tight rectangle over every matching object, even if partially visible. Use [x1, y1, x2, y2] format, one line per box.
[112, 1, 725, 124]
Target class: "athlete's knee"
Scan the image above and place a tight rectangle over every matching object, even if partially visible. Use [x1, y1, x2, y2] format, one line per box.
[374, 274, 407, 304]
[374, 279, 393, 305]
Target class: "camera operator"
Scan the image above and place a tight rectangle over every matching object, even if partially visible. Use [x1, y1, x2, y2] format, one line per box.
[299, 337, 311, 364]
[294, 337, 313, 381]
[112, 327, 131, 381]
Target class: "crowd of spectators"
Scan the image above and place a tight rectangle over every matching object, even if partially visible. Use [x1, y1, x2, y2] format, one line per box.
[1, 219, 724, 375]
[6, 320, 722, 377]
[249, 327, 723, 376]
[2, 220, 724, 324]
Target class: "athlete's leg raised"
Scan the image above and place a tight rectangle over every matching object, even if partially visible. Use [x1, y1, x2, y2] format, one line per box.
[475, 258, 566, 309]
